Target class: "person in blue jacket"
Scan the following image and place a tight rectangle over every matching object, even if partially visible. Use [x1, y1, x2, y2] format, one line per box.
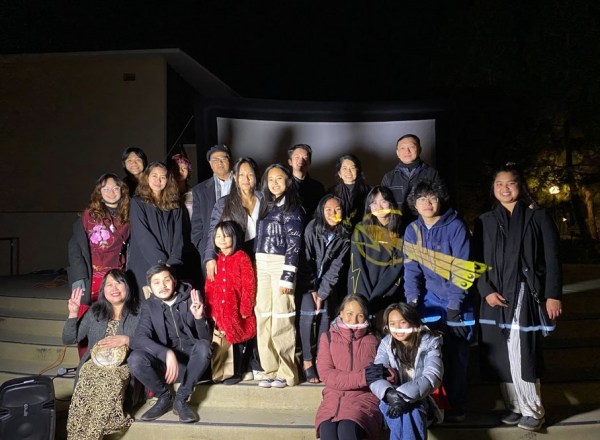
[403, 180, 474, 423]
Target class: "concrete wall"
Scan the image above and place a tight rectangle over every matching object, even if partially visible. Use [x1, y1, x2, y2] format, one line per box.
[0, 53, 168, 274]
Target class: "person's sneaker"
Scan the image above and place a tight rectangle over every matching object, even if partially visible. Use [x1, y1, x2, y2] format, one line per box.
[518, 416, 544, 431]
[242, 371, 254, 381]
[271, 378, 287, 388]
[140, 394, 173, 421]
[173, 399, 199, 423]
[258, 378, 274, 388]
[223, 375, 242, 385]
[500, 411, 522, 425]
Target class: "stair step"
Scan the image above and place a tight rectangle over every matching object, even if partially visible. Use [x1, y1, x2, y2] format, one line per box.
[0, 296, 66, 320]
[0, 340, 79, 366]
[0, 316, 65, 344]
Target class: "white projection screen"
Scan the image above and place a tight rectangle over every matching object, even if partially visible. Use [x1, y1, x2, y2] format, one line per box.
[195, 98, 446, 188]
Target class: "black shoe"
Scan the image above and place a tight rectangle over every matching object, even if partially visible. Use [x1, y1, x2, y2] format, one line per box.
[140, 394, 173, 421]
[173, 399, 199, 423]
[223, 375, 242, 385]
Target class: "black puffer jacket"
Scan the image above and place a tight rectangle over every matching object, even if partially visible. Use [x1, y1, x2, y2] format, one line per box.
[255, 203, 304, 286]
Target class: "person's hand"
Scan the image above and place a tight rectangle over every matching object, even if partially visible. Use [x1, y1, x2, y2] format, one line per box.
[365, 363, 388, 385]
[165, 350, 179, 384]
[190, 289, 205, 320]
[68, 288, 83, 318]
[384, 388, 410, 418]
[486, 292, 509, 307]
[546, 298, 562, 320]
[97, 335, 129, 348]
[279, 286, 292, 295]
[311, 291, 323, 314]
[446, 309, 469, 339]
[205, 260, 217, 282]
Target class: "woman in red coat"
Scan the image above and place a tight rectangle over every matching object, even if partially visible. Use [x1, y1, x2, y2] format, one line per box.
[205, 220, 257, 384]
[315, 294, 385, 440]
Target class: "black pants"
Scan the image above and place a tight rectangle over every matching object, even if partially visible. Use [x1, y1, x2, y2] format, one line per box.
[128, 339, 211, 400]
[319, 419, 366, 440]
[299, 292, 329, 362]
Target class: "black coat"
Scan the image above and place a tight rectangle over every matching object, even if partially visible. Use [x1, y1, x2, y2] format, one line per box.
[190, 177, 217, 266]
[127, 197, 183, 295]
[473, 202, 562, 382]
[67, 218, 92, 301]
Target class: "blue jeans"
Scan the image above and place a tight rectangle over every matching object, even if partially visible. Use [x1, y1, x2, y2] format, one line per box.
[380, 400, 427, 440]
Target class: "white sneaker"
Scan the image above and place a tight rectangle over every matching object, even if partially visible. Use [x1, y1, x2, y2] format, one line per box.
[253, 370, 269, 381]
[242, 371, 254, 381]
[271, 378, 287, 388]
[258, 379, 274, 388]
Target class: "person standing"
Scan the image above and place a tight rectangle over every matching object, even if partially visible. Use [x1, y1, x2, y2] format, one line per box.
[121, 147, 148, 196]
[191, 144, 233, 278]
[381, 134, 441, 220]
[288, 143, 325, 222]
[473, 163, 563, 432]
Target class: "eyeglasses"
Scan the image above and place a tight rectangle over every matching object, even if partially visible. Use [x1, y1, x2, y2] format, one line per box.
[101, 186, 121, 193]
[210, 157, 229, 164]
[416, 196, 439, 205]
[370, 200, 391, 209]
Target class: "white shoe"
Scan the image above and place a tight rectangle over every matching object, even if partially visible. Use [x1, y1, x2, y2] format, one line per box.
[242, 371, 254, 381]
[271, 378, 287, 388]
[258, 378, 274, 388]
[253, 370, 269, 381]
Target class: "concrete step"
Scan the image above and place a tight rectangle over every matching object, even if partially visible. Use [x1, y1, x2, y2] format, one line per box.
[0, 340, 79, 367]
[0, 316, 65, 345]
[0, 295, 66, 320]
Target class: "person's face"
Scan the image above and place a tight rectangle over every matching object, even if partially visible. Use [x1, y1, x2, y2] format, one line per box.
[415, 193, 441, 220]
[149, 271, 176, 301]
[338, 159, 358, 185]
[388, 309, 414, 345]
[396, 138, 420, 164]
[267, 167, 288, 198]
[215, 227, 234, 256]
[148, 166, 168, 195]
[340, 300, 367, 325]
[178, 163, 189, 181]
[323, 198, 343, 227]
[125, 152, 144, 177]
[235, 162, 256, 192]
[100, 177, 122, 206]
[288, 148, 310, 174]
[209, 152, 231, 180]
[369, 192, 392, 222]
[493, 171, 521, 205]
[103, 274, 127, 306]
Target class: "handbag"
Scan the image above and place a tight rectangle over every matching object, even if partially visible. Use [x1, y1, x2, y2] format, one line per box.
[211, 329, 235, 382]
[90, 343, 127, 368]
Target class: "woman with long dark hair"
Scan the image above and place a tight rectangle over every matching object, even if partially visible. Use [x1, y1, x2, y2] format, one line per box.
[348, 185, 404, 318]
[121, 147, 147, 195]
[63, 269, 140, 440]
[127, 161, 183, 298]
[473, 163, 562, 432]
[368, 302, 443, 440]
[330, 154, 370, 228]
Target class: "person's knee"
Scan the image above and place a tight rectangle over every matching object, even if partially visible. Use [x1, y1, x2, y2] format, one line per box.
[190, 339, 212, 359]
[127, 350, 151, 372]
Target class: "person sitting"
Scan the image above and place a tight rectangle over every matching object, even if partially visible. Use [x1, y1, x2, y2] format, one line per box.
[368, 302, 444, 440]
[62, 269, 140, 440]
[315, 294, 386, 440]
[127, 264, 211, 423]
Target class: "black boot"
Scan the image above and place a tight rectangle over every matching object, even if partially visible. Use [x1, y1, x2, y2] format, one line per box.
[173, 397, 199, 423]
[140, 392, 173, 421]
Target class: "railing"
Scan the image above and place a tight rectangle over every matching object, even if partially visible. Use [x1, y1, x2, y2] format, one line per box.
[0, 237, 19, 275]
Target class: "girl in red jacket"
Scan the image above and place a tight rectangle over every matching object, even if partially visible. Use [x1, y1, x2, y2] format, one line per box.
[205, 220, 257, 384]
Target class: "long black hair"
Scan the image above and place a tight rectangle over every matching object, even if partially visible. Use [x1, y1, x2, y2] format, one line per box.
[92, 269, 139, 321]
[362, 186, 403, 234]
[213, 220, 243, 255]
[332, 154, 370, 225]
[260, 163, 301, 214]
[221, 157, 260, 233]
[313, 194, 350, 238]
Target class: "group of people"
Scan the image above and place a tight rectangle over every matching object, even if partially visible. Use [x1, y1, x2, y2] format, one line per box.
[64, 135, 563, 440]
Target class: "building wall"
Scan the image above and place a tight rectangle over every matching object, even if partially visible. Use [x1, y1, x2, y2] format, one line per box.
[0, 53, 167, 274]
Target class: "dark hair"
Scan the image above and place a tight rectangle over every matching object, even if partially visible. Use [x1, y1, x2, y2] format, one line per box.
[221, 157, 260, 233]
[145, 264, 177, 286]
[121, 147, 148, 174]
[136, 162, 181, 210]
[491, 162, 537, 207]
[406, 180, 450, 215]
[86, 173, 130, 224]
[313, 194, 350, 238]
[396, 134, 421, 152]
[332, 154, 370, 225]
[382, 302, 431, 369]
[92, 269, 138, 320]
[213, 220, 243, 255]
[287, 143, 313, 162]
[362, 186, 403, 234]
[338, 293, 370, 319]
[260, 163, 301, 213]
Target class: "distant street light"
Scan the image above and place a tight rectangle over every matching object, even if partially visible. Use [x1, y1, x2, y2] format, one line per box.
[549, 185, 560, 195]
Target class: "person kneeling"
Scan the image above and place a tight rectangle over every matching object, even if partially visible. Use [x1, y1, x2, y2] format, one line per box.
[128, 264, 211, 423]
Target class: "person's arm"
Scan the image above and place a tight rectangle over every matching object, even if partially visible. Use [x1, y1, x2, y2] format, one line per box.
[348, 227, 370, 295]
[135, 303, 170, 361]
[403, 223, 423, 305]
[238, 252, 256, 318]
[473, 216, 498, 298]
[396, 335, 443, 402]
[317, 236, 350, 300]
[369, 337, 395, 399]
[190, 184, 205, 252]
[316, 332, 369, 391]
[443, 221, 471, 311]
[166, 207, 183, 266]
[280, 207, 304, 289]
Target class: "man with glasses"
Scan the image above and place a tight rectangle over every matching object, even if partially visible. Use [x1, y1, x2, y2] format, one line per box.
[191, 144, 233, 278]
[381, 134, 441, 222]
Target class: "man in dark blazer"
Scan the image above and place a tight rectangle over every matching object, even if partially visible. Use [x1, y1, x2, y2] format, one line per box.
[190, 144, 233, 278]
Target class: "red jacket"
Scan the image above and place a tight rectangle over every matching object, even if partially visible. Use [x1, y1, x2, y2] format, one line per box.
[315, 318, 383, 439]
[204, 250, 256, 344]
